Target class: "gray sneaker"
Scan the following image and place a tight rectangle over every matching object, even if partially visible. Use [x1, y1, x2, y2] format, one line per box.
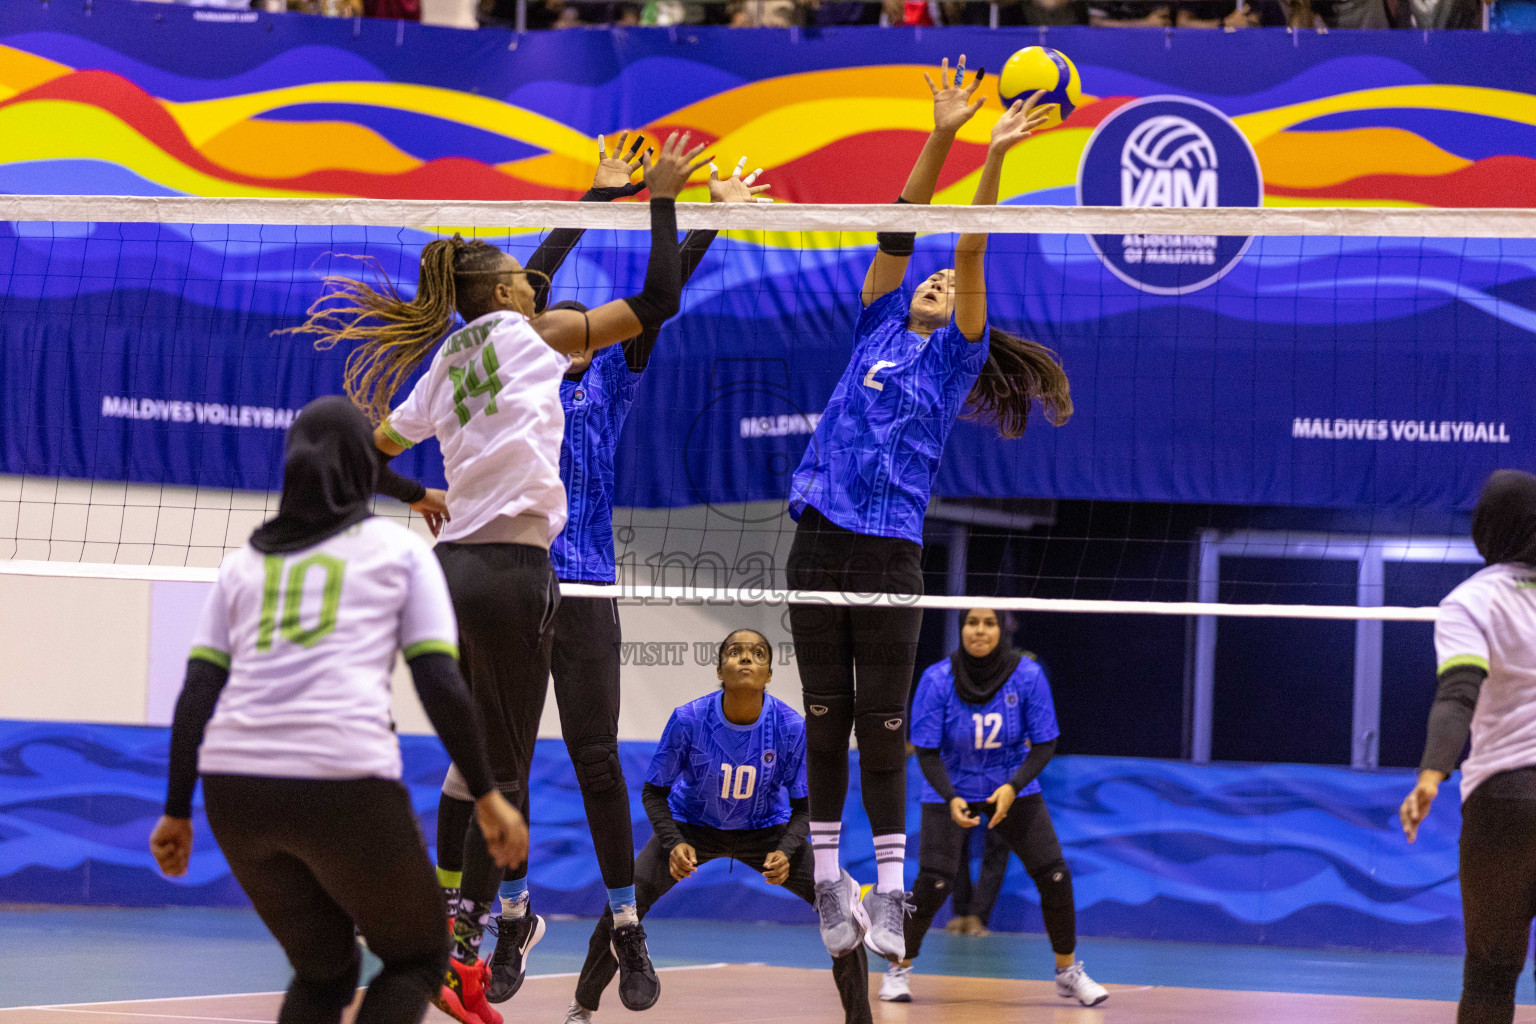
[562, 1000, 593, 1023]
[813, 870, 870, 957]
[862, 887, 910, 963]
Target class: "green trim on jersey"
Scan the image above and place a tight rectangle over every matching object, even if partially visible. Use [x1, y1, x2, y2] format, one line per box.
[403, 639, 459, 661]
[1438, 654, 1490, 676]
[382, 422, 415, 450]
[189, 646, 231, 670]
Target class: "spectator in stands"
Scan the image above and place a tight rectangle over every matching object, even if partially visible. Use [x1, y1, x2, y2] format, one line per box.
[729, 0, 805, 25]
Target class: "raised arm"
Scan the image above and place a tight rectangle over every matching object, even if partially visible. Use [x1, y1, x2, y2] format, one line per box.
[533, 132, 711, 358]
[953, 92, 1050, 342]
[863, 56, 986, 308]
[526, 132, 650, 314]
[622, 156, 772, 372]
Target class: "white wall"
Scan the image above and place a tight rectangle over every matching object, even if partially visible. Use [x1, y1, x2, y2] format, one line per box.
[0, 476, 806, 741]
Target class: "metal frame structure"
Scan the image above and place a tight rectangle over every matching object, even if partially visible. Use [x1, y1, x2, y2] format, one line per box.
[1190, 530, 1482, 769]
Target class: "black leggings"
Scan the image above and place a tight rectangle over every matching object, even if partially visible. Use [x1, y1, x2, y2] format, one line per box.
[574, 822, 871, 1024]
[436, 542, 560, 907]
[786, 506, 924, 835]
[1458, 768, 1536, 1024]
[550, 594, 634, 890]
[906, 797, 1077, 960]
[203, 775, 449, 1024]
[952, 825, 1012, 924]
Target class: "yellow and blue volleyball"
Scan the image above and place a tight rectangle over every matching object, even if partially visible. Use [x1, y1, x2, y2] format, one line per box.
[998, 46, 1082, 129]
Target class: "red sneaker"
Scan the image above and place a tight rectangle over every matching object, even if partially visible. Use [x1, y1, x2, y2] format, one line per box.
[435, 958, 498, 1024]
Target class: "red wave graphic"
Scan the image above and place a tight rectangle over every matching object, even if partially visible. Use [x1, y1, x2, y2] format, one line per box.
[1064, 95, 1138, 129]
[3, 69, 585, 201]
[767, 130, 990, 205]
[1265, 154, 1536, 208]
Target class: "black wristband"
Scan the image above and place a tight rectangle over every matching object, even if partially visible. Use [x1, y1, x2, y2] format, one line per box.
[877, 196, 916, 257]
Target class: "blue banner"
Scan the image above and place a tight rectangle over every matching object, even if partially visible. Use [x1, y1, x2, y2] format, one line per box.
[2, 5, 1535, 511]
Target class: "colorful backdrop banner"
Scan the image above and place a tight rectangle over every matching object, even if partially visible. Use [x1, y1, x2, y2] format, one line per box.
[2, 4, 1535, 510]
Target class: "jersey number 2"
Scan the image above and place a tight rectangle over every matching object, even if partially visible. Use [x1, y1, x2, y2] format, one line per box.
[720, 763, 757, 799]
[972, 713, 1003, 750]
[257, 554, 346, 651]
[449, 346, 504, 426]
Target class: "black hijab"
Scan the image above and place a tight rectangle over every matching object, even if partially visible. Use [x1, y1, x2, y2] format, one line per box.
[950, 610, 1023, 705]
[1472, 470, 1536, 567]
[250, 396, 378, 555]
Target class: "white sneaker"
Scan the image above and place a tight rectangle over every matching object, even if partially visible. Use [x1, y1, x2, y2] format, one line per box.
[879, 963, 912, 1003]
[813, 870, 870, 957]
[1056, 961, 1109, 1006]
[562, 1000, 593, 1023]
[861, 888, 910, 963]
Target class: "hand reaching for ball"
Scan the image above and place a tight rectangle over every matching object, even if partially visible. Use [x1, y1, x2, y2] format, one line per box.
[990, 91, 1052, 153]
[708, 157, 772, 204]
[926, 55, 986, 134]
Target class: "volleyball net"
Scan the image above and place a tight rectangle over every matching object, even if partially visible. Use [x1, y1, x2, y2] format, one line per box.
[0, 195, 1532, 630]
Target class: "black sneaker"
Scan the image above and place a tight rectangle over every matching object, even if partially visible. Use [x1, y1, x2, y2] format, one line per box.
[610, 921, 660, 1011]
[485, 912, 546, 1004]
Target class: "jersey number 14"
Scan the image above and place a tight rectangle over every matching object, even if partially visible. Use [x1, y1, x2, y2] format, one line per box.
[720, 763, 757, 799]
[449, 346, 504, 426]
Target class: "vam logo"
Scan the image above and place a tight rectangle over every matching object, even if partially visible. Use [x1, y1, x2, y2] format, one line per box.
[1077, 96, 1263, 295]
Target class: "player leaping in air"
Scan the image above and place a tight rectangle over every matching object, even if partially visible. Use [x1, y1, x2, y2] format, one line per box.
[785, 59, 1072, 964]
[283, 132, 711, 1024]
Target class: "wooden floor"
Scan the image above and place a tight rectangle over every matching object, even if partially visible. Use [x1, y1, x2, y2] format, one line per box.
[1, 963, 1528, 1024]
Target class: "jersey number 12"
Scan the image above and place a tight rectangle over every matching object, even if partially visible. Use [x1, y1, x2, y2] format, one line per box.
[720, 763, 757, 799]
[972, 712, 1003, 750]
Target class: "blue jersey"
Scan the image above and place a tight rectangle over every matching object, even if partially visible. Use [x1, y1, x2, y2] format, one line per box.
[646, 692, 809, 832]
[789, 288, 990, 544]
[550, 346, 642, 584]
[909, 654, 1060, 802]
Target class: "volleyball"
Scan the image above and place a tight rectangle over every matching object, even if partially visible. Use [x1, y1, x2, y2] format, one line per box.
[998, 46, 1082, 129]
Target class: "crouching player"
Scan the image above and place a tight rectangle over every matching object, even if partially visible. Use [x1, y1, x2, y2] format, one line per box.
[561, 629, 873, 1023]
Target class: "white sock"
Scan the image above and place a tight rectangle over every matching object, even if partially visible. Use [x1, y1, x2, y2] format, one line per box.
[611, 903, 639, 928]
[501, 893, 530, 919]
[873, 834, 906, 894]
[810, 822, 842, 884]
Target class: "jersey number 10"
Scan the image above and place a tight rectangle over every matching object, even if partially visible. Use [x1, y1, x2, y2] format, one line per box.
[257, 554, 346, 651]
[972, 713, 1003, 750]
[720, 763, 757, 800]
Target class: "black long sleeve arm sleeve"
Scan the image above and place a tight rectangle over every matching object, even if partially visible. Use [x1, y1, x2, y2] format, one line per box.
[1007, 738, 1058, 794]
[621, 228, 717, 372]
[620, 199, 681, 333]
[164, 658, 230, 819]
[642, 781, 687, 850]
[374, 447, 426, 506]
[1419, 665, 1487, 775]
[407, 651, 496, 800]
[915, 746, 958, 803]
[777, 794, 810, 856]
[526, 185, 642, 314]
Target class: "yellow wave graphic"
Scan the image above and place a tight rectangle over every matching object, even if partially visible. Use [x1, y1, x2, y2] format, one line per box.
[1255, 127, 1470, 189]
[1235, 84, 1536, 142]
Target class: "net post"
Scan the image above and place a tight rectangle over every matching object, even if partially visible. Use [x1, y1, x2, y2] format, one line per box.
[1191, 529, 1220, 765]
[943, 522, 969, 655]
[1351, 542, 1385, 770]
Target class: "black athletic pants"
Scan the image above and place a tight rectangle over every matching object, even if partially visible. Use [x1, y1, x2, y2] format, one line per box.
[1458, 767, 1536, 1024]
[906, 798, 1077, 960]
[550, 594, 634, 890]
[435, 542, 560, 908]
[574, 822, 872, 1023]
[203, 775, 448, 1024]
[786, 506, 924, 835]
[951, 825, 1012, 924]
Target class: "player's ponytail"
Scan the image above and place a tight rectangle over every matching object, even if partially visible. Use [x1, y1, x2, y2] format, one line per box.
[965, 329, 1072, 439]
[278, 236, 523, 424]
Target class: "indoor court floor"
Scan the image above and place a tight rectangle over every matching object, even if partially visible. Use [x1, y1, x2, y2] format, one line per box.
[3, 907, 1534, 1023]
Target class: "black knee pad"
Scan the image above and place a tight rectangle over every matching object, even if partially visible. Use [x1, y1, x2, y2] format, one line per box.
[913, 869, 951, 897]
[1032, 860, 1074, 908]
[853, 710, 908, 772]
[572, 740, 625, 795]
[803, 693, 855, 753]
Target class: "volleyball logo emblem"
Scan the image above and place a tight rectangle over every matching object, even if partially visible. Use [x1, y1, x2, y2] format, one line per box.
[762, 750, 776, 765]
[571, 387, 587, 404]
[1005, 693, 1019, 707]
[1120, 116, 1219, 208]
[1077, 95, 1262, 295]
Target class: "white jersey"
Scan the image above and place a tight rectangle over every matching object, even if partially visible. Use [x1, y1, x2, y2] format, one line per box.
[384, 311, 571, 544]
[190, 517, 459, 782]
[1435, 562, 1536, 800]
